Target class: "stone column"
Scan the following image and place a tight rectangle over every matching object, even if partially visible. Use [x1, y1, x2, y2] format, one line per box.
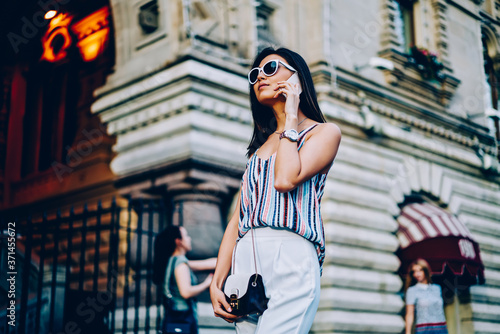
[170, 181, 230, 259]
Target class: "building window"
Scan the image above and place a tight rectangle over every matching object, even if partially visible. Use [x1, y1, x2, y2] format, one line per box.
[483, 33, 498, 110]
[18, 6, 113, 178]
[138, 1, 159, 35]
[21, 62, 79, 177]
[482, 30, 500, 155]
[255, 0, 277, 52]
[394, 0, 416, 53]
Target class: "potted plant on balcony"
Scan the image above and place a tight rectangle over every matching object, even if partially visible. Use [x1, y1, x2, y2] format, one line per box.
[409, 46, 445, 82]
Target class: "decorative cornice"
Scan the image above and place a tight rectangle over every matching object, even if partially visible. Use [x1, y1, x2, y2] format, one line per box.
[480, 11, 500, 30]
[92, 59, 248, 119]
[328, 87, 497, 157]
[378, 48, 461, 107]
[107, 95, 252, 136]
[445, 0, 483, 20]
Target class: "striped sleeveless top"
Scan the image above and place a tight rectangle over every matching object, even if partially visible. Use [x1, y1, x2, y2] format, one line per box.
[239, 124, 328, 273]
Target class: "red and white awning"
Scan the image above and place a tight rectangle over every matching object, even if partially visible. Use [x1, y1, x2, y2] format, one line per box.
[397, 202, 473, 249]
[396, 202, 484, 285]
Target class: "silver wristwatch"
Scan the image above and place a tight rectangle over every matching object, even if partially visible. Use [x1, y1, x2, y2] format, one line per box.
[279, 129, 299, 142]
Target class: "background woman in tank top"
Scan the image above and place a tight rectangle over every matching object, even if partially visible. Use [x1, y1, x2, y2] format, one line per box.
[210, 47, 341, 333]
[153, 226, 216, 334]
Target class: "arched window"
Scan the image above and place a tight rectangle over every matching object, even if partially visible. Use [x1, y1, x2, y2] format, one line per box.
[483, 31, 499, 110]
[482, 28, 500, 154]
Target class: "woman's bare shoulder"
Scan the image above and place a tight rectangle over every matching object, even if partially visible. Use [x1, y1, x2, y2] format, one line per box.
[307, 122, 341, 142]
[316, 122, 341, 136]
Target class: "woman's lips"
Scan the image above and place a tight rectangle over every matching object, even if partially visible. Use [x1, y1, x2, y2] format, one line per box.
[258, 83, 269, 90]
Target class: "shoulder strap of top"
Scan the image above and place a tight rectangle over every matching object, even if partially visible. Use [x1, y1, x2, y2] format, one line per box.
[165, 256, 177, 298]
[298, 123, 320, 150]
[164, 256, 194, 310]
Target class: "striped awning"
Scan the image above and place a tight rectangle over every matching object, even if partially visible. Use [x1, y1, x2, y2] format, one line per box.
[397, 202, 473, 249]
[396, 202, 485, 285]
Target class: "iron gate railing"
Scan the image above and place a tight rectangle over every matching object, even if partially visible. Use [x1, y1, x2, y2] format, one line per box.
[0, 198, 169, 334]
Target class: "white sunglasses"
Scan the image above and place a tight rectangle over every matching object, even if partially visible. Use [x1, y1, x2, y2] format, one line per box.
[248, 59, 297, 84]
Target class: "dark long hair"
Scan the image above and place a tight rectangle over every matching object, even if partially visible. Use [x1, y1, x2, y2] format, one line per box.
[246, 47, 327, 158]
[152, 225, 182, 285]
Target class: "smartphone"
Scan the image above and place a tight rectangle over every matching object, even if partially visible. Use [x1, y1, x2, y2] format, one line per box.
[286, 73, 302, 95]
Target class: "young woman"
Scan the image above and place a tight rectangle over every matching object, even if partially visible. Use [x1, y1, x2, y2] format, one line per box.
[153, 225, 216, 334]
[210, 47, 341, 333]
[405, 259, 448, 334]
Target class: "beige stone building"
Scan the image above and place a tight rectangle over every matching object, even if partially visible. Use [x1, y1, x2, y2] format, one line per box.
[1, 0, 499, 333]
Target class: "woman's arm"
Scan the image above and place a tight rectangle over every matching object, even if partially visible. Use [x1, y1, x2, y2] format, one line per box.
[175, 263, 213, 299]
[210, 191, 241, 322]
[274, 122, 341, 193]
[405, 304, 415, 334]
[188, 258, 217, 271]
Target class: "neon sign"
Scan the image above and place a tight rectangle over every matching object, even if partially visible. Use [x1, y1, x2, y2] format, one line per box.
[41, 7, 110, 63]
[40, 13, 72, 62]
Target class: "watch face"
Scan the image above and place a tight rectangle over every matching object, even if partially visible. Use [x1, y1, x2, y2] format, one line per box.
[286, 129, 299, 141]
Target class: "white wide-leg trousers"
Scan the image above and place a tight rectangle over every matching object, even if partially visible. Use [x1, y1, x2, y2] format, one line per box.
[233, 227, 320, 334]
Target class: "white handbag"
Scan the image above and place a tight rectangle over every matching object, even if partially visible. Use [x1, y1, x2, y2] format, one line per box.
[223, 227, 269, 317]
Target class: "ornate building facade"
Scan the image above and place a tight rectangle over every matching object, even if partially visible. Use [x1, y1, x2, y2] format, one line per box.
[1, 0, 499, 333]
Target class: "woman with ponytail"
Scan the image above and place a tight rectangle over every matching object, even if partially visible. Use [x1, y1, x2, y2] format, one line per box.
[153, 225, 216, 334]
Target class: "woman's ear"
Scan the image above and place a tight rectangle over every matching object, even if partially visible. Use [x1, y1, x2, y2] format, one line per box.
[174, 237, 182, 248]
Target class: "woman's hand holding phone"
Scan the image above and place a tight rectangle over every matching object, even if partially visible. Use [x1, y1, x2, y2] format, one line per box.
[286, 73, 302, 95]
[274, 73, 302, 118]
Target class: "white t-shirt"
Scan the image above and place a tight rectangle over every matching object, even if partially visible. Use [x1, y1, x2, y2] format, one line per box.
[406, 283, 446, 325]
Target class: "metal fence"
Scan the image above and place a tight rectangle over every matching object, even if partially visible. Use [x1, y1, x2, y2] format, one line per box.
[0, 198, 169, 334]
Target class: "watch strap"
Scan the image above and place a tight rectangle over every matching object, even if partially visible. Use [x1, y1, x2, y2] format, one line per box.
[279, 129, 298, 142]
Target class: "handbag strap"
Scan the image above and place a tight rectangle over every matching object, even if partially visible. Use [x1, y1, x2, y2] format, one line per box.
[231, 225, 259, 284]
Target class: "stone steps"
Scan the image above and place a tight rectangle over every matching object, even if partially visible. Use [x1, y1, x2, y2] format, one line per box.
[483, 268, 500, 287]
[470, 285, 500, 304]
[319, 287, 403, 313]
[321, 265, 403, 292]
[312, 310, 405, 333]
[322, 201, 398, 233]
[470, 302, 500, 322]
[326, 244, 400, 272]
[325, 222, 399, 252]
[470, 320, 500, 334]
